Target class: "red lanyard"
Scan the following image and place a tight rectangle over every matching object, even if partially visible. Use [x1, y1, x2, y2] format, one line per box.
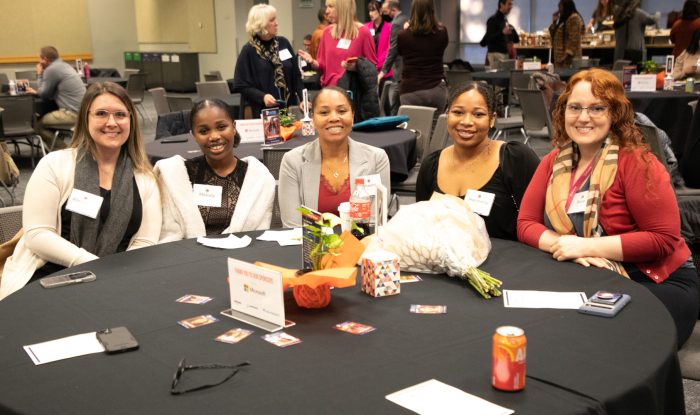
[565, 160, 594, 211]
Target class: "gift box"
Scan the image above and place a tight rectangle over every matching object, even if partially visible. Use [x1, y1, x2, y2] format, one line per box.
[361, 251, 400, 297]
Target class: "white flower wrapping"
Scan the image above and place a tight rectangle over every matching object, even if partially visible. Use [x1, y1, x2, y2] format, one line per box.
[367, 193, 502, 298]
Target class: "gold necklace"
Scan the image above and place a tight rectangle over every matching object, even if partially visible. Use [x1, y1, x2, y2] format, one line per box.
[325, 156, 348, 178]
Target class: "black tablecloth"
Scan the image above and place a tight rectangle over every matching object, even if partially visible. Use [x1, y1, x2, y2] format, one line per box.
[146, 129, 417, 182]
[0, 237, 683, 414]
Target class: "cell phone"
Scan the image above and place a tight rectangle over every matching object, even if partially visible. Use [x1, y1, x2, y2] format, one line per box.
[346, 57, 358, 63]
[160, 137, 188, 143]
[96, 327, 139, 353]
[578, 294, 631, 318]
[589, 290, 623, 305]
[39, 270, 96, 288]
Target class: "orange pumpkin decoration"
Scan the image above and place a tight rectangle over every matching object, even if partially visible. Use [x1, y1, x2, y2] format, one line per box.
[292, 283, 331, 308]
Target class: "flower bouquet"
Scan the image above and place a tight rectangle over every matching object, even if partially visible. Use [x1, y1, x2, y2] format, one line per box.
[279, 108, 301, 141]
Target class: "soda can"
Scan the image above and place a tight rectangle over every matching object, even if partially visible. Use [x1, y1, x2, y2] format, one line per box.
[492, 326, 526, 391]
[686, 77, 695, 93]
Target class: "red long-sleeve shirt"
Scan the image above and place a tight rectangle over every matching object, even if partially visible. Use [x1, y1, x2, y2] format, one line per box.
[517, 147, 690, 283]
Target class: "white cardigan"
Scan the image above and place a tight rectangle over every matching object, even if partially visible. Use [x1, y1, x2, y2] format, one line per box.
[155, 155, 275, 243]
[0, 149, 162, 300]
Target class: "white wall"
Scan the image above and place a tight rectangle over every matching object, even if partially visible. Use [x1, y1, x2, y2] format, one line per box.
[87, 0, 139, 75]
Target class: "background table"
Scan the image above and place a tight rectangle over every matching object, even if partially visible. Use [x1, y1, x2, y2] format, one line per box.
[146, 129, 417, 183]
[0, 237, 683, 414]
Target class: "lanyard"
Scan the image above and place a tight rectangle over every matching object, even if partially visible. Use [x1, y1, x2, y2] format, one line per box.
[565, 160, 594, 211]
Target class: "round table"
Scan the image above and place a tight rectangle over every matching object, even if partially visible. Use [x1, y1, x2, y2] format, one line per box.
[145, 129, 417, 183]
[0, 237, 683, 414]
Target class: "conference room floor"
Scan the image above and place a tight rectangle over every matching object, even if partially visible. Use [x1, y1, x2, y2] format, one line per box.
[3, 94, 700, 414]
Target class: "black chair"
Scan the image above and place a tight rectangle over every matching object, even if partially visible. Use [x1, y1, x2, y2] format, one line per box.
[166, 95, 194, 112]
[262, 148, 291, 229]
[126, 73, 149, 122]
[514, 88, 552, 144]
[0, 95, 46, 167]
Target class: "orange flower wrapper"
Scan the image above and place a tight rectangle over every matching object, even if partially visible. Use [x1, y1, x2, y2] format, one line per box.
[292, 284, 331, 308]
[254, 262, 357, 290]
[318, 231, 366, 269]
[280, 121, 301, 141]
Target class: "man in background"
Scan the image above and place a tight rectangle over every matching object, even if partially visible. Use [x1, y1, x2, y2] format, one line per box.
[377, 0, 408, 116]
[480, 0, 519, 68]
[310, 6, 332, 59]
[25, 46, 86, 149]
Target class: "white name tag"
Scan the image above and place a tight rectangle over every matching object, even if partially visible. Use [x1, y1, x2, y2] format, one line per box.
[370, 28, 375, 36]
[464, 189, 495, 217]
[567, 192, 588, 214]
[65, 189, 104, 219]
[279, 48, 292, 61]
[337, 38, 351, 49]
[193, 184, 222, 207]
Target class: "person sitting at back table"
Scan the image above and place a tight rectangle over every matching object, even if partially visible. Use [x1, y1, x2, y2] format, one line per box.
[0, 82, 162, 300]
[672, 27, 700, 80]
[25, 46, 86, 150]
[278, 86, 390, 227]
[155, 99, 275, 242]
[232, 4, 303, 118]
[416, 82, 540, 241]
[517, 68, 698, 348]
[670, 0, 700, 58]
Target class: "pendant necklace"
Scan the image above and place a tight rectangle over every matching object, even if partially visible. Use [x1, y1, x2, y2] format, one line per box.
[328, 156, 348, 178]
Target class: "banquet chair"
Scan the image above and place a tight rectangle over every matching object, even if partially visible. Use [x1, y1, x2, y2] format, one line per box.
[148, 87, 171, 115]
[196, 81, 231, 99]
[0, 109, 18, 206]
[378, 80, 393, 116]
[514, 88, 552, 145]
[166, 96, 194, 112]
[0, 95, 46, 167]
[397, 105, 436, 161]
[0, 205, 22, 243]
[126, 73, 149, 123]
[203, 71, 223, 82]
[14, 70, 37, 81]
[427, 113, 448, 155]
[262, 148, 291, 229]
[508, 70, 539, 110]
[689, 100, 697, 116]
[497, 60, 517, 71]
[444, 70, 473, 94]
[612, 60, 632, 70]
[123, 68, 139, 78]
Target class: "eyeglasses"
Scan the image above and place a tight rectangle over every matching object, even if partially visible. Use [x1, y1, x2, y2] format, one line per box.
[170, 358, 250, 395]
[565, 104, 609, 117]
[90, 109, 130, 122]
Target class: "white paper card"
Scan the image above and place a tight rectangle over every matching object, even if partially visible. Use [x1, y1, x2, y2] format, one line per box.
[224, 258, 285, 332]
[370, 28, 376, 36]
[257, 228, 303, 246]
[171, 54, 180, 63]
[386, 379, 514, 415]
[162, 54, 171, 62]
[196, 234, 252, 249]
[193, 184, 222, 207]
[522, 61, 541, 70]
[567, 191, 588, 214]
[279, 48, 293, 61]
[503, 290, 587, 309]
[65, 189, 103, 219]
[236, 119, 265, 143]
[24, 332, 105, 365]
[630, 74, 657, 92]
[465, 189, 495, 217]
[337, 38, 351, 49]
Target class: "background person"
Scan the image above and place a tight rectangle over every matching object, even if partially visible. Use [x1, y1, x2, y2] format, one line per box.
[377, 0, 408, 116]
[672, 27, 700, 80]
[365, 1, 392, 89]
[0, 82, 161, 300]
[232, 4, 303, 118]
[25, 46, 86, 150]
[310, 6, 332, 59]
[612, 0, 655, 64]
[155, 99, 275, 242]
[670, 0, 700, 58]
[298, 0, 377, 87]
[278, 87, 389, 228]
[517, 69, 698, 348]
[480, 0, 519, 68]
[396, 0, 449, 113]
[587, 0, 611, 33]
[416, 82, 539, 241]
[549, 0, 585, 69]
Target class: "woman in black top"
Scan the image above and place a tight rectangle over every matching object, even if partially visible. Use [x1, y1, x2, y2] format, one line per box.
[232, 4, 303, 118]
[416, 82, 540, 240]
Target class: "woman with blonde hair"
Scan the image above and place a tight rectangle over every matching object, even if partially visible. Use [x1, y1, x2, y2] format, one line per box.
[517, 69, 698, 348]
[232, 4, 303, 118]
[0, 82, 162, 300]
[298, 0, 377, 87]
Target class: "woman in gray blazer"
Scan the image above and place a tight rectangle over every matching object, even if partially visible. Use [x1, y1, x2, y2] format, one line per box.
[278, 86, 390, 227]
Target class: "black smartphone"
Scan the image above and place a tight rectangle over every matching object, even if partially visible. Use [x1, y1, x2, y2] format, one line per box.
[96, 327, 139, 353]
[160, 137, 188, 143]
[39, 271, 96, 288]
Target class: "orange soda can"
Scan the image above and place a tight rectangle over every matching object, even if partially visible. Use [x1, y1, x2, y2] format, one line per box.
[492, 326, 526, 391]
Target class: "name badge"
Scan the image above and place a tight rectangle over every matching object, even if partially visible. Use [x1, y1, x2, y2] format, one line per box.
[193, 184, 222, 207]
[279, 48, 293, 61]
[370, 28, 375, 36]
[337, 38, 351, 49]
[464, 189, 495, 217]
[567, 192, 588, 214]
[65, 189, 104, 219]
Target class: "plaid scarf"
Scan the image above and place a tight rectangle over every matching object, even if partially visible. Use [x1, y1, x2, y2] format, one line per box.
[545, 137, 629, 277]
[249, 36, 288, 102]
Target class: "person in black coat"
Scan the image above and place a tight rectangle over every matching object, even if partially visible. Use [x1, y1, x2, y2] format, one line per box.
[232, 4, 303, 118]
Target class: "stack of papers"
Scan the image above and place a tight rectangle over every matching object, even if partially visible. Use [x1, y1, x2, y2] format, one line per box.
[196, 234, 252, 249]
[24, 332, 105, 365]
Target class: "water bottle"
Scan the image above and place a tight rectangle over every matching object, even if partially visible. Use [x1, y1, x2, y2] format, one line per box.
[83, 62, 91, 80]
[349, 178, 371, 239]
[8, 80, 16, 96]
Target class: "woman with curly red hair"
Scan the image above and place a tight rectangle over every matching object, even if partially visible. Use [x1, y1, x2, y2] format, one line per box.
[517, 68, 697, 348]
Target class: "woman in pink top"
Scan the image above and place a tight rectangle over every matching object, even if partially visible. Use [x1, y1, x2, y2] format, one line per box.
[298, 0, 377, 87]
[364, 0, 392, 80]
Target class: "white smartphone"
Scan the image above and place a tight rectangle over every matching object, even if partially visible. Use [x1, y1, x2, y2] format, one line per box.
[39, 270, 96, 288]
[578, 293, 631, 318]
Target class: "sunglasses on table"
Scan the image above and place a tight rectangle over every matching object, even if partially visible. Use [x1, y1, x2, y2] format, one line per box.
[170, 358, 251, 395]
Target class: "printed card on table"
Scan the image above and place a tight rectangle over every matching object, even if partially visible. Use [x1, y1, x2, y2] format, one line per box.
[262, 332, 302, 348]
[334, 321, 376, 335]
[410, 305, 447, 314]
[215, 328, 254, 344]
[176, 294, 213, 304]
[178, 314, 219, 329]
[261, 108, 283, 146]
